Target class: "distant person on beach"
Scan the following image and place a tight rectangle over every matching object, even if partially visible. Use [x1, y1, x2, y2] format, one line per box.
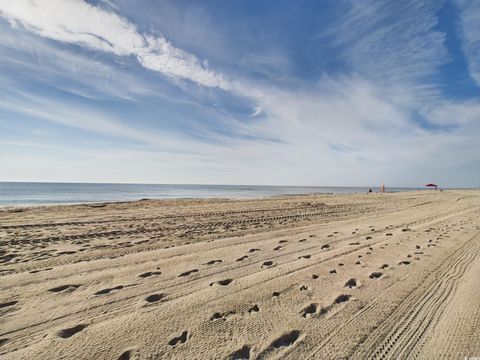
[367, 189, 373, 194]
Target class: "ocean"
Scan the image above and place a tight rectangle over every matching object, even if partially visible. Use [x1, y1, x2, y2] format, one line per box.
[0, 182, 423, 207]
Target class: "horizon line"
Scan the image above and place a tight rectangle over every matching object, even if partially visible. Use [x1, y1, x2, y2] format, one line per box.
[0, 180, 474, 189]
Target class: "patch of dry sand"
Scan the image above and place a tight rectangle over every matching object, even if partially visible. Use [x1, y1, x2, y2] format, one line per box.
[1, 190, 479, 359]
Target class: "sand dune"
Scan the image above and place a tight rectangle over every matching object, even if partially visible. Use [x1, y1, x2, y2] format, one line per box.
[1, 190, 479, 359]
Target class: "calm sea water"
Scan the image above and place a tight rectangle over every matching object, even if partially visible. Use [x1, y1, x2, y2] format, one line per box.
[0, 182, 423, 206]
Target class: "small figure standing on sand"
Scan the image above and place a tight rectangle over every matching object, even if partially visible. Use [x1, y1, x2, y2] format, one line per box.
[380, 185, 385, 193]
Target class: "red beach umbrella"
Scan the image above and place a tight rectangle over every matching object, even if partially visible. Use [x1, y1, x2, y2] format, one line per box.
[425, 183, 437, 187]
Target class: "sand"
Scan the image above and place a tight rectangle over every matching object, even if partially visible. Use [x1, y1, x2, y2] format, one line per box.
[1, 190, 479, 359]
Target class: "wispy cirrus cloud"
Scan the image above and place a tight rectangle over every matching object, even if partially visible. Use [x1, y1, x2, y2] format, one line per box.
[455, 0, 480, 87]
[0, 90, 219, 153]
[0, 0, 230, 89]
[323, 0, 449, 86]
[0, 23, 156, 101]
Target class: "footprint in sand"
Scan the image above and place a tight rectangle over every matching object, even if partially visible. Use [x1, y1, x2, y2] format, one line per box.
[0, 300, 18, 309]
[139, 271, 162, 278]
[257, 331, 301, 358]
[94, 285, 123, 296]
[168, 331, 189, 346]
[205, 259, 223, 265]
[56, 324, 87, 338]
[399, 260, 411, 265]
[116, 349, 136, 360]
[279, 240, 288, 244]
[272, 291, 281, 297]
[179, 269, 199, 277]
[299, 239, 307, 243]
[334, 294, 351, 304]
[210, 312, 223, 321]
[369, 272, 383, 279]
[248, 304, 260, 313]
[300, 285, 310, 291]
[210, 279, 233, 287]
[271, 330, 301, 349]
[236, 255, 249, 262]
[145, 294, 164, 303]
[301, 303, 318, 318]
[261, 261, 276, 268]
[312, 274, 319, 279]
[380, 264, 389, 269]
[230, 345, 251, 360]
[0, 338, 9, 347]
[273, 245, 284, 251]
[321, 244, 330, 249]
[211, 310, 236, 321]
[318, 294, 352, 316]
[248, 248, 260, 253]
[344, 278, 357, 288]
[299, 255, 311, 259]
[48, 284, 81, 293]
[57, 251, 77, 255]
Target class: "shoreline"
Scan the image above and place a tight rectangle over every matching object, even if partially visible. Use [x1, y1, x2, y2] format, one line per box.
[0, 182, 432, 208]
[0, 188, 449, 210]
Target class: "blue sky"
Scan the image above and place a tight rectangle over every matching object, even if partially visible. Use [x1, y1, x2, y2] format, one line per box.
[0, 0, 479, 187]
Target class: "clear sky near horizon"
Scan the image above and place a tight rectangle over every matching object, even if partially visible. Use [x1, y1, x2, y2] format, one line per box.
[0, 0, 479, 187]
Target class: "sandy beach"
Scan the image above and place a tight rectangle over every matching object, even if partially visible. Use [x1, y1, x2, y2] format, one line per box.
[1, 190, 479, 359]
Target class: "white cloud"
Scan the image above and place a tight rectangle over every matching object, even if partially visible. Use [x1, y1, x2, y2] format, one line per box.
[0, 23, 156, 101]
[323, 0, 449, 86]
[456, 0, 480, 86]
[422, 100, 480, 126]
[229, 76, 480, 186]
[0, 0, 230, 89]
